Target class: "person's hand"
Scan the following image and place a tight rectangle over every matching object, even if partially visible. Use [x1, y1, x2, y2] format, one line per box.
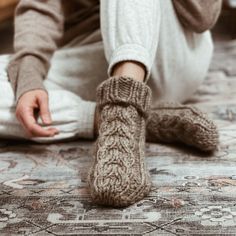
[16, 89, 59, 137]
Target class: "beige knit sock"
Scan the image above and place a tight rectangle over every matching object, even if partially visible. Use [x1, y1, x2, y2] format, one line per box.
[88, 76, 152, 207]
[146, 102, 219, 152]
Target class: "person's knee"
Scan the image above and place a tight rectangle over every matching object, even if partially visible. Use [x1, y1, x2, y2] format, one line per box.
[150, 60, 212, 104]
[151, 35, 213, 103]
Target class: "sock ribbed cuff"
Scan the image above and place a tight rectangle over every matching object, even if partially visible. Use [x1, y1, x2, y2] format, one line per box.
[96, 76, 152, 117]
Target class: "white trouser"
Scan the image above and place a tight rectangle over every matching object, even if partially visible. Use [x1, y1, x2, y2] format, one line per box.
[0, 0, 213, 142]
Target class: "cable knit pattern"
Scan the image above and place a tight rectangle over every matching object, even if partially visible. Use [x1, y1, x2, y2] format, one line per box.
[88, 76, 152, 207]
[146, 102, 219, 152]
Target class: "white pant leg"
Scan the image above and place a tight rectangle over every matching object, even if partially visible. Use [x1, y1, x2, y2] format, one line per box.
[100, 0, 213, 104]
[0, 28, 108, 143]
[148, 0, 214, 104]
[46, 29, 107, 101]
[0, 54, 96, 143]
[100, 0, 160, 80]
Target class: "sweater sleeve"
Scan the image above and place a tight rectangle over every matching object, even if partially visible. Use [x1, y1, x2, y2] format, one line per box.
[7, 0, 64, 102]
[173, 0, 222, 33]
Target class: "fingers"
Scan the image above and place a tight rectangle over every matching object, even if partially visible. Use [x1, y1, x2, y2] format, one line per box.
[38, 95, 52, 125]
[37, 95, 59, 136]
[18, 106, 57, 138]
[16, 90, 59, 138]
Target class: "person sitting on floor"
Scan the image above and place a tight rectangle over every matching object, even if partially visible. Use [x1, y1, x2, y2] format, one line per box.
[0, 0, 222, 206]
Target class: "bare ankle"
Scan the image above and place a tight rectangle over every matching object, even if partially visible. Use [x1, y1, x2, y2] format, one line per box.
[111, 61, 146, 82]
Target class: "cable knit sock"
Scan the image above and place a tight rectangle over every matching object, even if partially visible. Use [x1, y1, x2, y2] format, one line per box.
[146, 102, 219, 152]
[88, 76, 152, 207]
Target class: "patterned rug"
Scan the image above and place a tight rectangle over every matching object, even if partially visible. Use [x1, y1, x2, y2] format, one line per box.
[0, 38, 236, 235]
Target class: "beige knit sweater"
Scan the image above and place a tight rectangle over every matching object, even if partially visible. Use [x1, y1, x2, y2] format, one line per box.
[7, 0, 222, 102]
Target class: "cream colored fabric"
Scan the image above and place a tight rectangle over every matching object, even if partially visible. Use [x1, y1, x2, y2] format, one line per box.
[0, 0, 213, 142]
[7, 0, 220, 102]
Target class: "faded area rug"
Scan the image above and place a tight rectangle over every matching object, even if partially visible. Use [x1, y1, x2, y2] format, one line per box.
[0, 39, 236, 235]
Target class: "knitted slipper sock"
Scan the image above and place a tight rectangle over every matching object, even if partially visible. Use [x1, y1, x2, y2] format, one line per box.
[146, 102, 219, 152]
[88, 76, 152, 207]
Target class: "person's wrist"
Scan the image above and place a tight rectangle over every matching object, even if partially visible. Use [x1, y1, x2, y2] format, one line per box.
[16, 88, 48, 106]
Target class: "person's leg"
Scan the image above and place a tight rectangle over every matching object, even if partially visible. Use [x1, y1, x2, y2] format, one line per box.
[88, 0, 161, 207]
[100, 0, 160, 82]
[0, 12, 117, 142]
[149, 0, 214, 104]
[0, 53, 97, 142]
[145, 0, 219, 152]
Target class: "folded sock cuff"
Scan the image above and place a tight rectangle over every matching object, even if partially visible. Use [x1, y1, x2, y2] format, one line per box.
[96, 76, 152, 117]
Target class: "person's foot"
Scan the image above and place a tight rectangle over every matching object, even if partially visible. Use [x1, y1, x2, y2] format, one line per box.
[146, 102, 219, 152]
[88, 76, 152, 207]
